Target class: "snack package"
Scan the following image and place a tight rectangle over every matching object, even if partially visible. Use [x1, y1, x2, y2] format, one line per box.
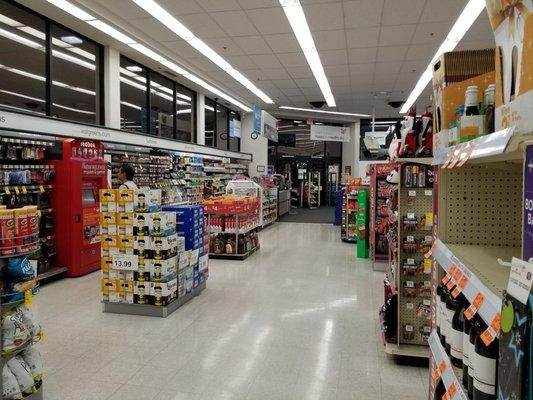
[2, 365, 23, 400]
[0, 209, 15, 256]
[13, 208, 29, 253]
[1, 310, 31, 353]
[21, 348, 43, 388]
[15, 306, 40, 337]
[7, 356, 35, 396]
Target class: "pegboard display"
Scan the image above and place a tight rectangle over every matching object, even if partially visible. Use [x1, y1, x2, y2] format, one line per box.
[397, 163, 434, 346]
[438, 163, 522, 247]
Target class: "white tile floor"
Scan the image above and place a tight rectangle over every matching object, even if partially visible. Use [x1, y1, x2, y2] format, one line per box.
[34, 222, 429, 400]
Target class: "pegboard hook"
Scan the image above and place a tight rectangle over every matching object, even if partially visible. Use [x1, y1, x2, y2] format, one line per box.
[497, 258, 513, 267]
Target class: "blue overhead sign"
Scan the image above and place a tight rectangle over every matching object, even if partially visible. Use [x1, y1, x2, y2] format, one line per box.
[252, 105, 262, 134]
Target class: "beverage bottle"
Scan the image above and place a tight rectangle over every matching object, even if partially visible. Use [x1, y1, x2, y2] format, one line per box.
[439, 285, 450, 347]
[463, 311, 474, 387]
[485, 84, 495, 134]
[465, 86, 480, 116]
[450, 293, 467, 367]
[434, 378, 446, 400]
[444, 290, 458, 355]
[468, 317, 484, 399]
[436, 283, 444, 339]
[473, 321, 498, 400]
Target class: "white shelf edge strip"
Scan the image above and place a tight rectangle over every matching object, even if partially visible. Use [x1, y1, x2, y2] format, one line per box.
[432, 239, 502, 326]
[432, 127, 515, 165]
[0, 109, 252, 161]
[428, 331, 468, 400]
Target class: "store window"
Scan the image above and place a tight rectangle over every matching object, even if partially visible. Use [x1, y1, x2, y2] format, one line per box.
[120, 57, 147, 133]
[204, 97, 216, 147]
[150, 71, 173, 137]
[216, 103, 228, 151]
[359, 119, 398, 161]
[0, 2, 46, 115]
[50, 23, 101, 124]
[175, 84, 194, 142]
[229, 111, 240, 152]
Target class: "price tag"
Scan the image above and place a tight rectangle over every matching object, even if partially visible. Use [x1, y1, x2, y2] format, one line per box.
[438, 360, 447, 374]
[407, 235, 415, 243]
[448, 382, 457, 398]
[458, 274, 469, 289]
[425, 189, 432, 196]
[431, 368, 441, 381]
[446, 278, 455, 290]
[480, 326, 498, 346]
[464, 292, 485, 320]
[407, 258, 415, 265]
[423, 299, 431, 306]
[424, 258, 432, 273]
[442, 274, 452, 285]
[405, 325, 414, 332]
[112, 254, 139, 271]
[39, 185, 45, 193]
[14, 186, 20, 194]
[406, 281, 415, 288]
[407, 213, 415, 219]
[425, 242, 437, 259]
[449, 264, 458, 276]
[442, 151, 454, 169]
[408, 190, 417, 197]
[451, 287, 461, 298]
[425, 212, 434, 227]
[21, 186, 27, 194]
[447, 148, 462, 169]
[423, 281, 431, 288]
[24, 290, 33, 307]
[406, 302, 414, 310]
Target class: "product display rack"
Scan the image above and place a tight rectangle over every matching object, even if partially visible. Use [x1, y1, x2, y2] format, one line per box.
[109, 153, 173, 189]
[341, 187, 360, 243]
[305, 171, 321, 208]
[260, 185, 278, 228]
[384, 162, 433, 359]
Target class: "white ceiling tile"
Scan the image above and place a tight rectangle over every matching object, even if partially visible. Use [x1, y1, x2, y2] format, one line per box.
[272, 79, 299, 89]
[300, 87, 322, 96]
[225, 55, 257, 70]
[287, 95, 308, 103]
[411, 22, 450, 45]
[238, 0, 279, 8]
[419, 0, 466, 23]
[157, 0, 205, 15]
[127, 17, 177, 41]
[348, 47, 377, 64]
[313, 30, 347, 50]
[381, 0, 425, 26]
[372, 80, 397, 92]
[405, 44, 437, 61]
[286, 66, 314, 79]
[304, 2, 344, 31]
[277, 53, 308, 68]
[210, 10, 259, 36]
[343, 0, 384, 28]
[294, 78, 318, 88]
[195, 0, 241, 12]
[282, 88, 304, 96]
[379, 25, 416, 46]
[331, 85, 352, 95]
[233, 36, 272, 54]
[178, 13, 226, 39]
[320, 49, 348, 65]
[349, 62, 375, 75]
[187, 56, 219, 72]
[202, 37, 244, 56]
[346, 27, 379, 48]
[399, 59, 428, 74]
[264, 33, 301, 53]
[162, 40, 202, 59]
[324, 64, 350, 77]
[96, 0, 149, 19]
[262, 68, 292, 80]
[376, 45, 408, 62]
[250, 54, 283, 69]
[246, 8, 291, 35]
[374, 61, 401, 75]
[461, 13, 495, 44]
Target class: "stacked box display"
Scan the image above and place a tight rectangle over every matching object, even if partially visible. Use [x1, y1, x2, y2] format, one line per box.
[100, 189, 179, 306]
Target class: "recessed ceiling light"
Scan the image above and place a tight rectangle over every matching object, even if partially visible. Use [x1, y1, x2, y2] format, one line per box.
[294, 120, 303, 123]
[279, 0, 335, 107]
[126, 65, 143, 72]
[60, 35, 83, 44]
[280, 106, 370, 117]
[400, 0, 485, 113]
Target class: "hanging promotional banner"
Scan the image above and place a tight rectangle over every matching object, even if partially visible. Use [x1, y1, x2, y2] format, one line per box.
[523, 145, 533, 261]
[310, 125, 350, 142]
[262, 110, 278, 142]
[229, 118, 241, 138]
[252, 105, 262, 134]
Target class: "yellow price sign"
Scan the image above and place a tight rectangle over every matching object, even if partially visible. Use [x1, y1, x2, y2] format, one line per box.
[24, 289, 33, 307]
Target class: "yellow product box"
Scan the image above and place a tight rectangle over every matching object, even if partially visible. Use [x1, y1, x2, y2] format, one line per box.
[99, 189, 117, 212]
[101, 256, 113, 273]
[117, 235, 134, 255]
[118, 270, 135, 283]
[119, 279, 134, 293]
[101, 235, 118, 257]
[101, 278, 119, 293]
[133, 213, 149, 236]
[117, 212, 134, 235]
[117, 189, 134, 212]
[100, 212, 117, 235]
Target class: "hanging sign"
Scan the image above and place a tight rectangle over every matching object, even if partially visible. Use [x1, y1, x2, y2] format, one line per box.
[262, 110, 278, 142]
[310, 125, 350, 142]
[252, 105, 262, 134]
[524, 145, 533, 262]
[229, 118, 241, 138]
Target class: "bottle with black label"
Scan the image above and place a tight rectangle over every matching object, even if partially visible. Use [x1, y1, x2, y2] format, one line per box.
[473, 321, 498, 400]
[465, 86, 480, 116]
[436, 283, 444, 339]
[434, 378, 446, 400]
[444, 290, 457, 355]
[439, 284, 450, 347]
[484, 84, 495, 134]
[450, 293, 467, 367]
[468, 316, 483, 400]
[463, 311, 474, 387]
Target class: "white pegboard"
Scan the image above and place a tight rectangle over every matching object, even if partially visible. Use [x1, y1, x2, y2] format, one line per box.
[439, 163, 522, 247]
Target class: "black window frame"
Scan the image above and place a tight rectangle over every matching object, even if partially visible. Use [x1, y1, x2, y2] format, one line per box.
[207, 97, 241, 152]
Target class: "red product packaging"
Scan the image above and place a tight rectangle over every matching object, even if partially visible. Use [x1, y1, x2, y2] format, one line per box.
[26, 206, 39, 251]
[0, 209, 15, 256]
[14, 207, 29, 253]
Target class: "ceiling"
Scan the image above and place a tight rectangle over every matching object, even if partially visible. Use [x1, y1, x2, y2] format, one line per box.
[17, 0, 495, 121]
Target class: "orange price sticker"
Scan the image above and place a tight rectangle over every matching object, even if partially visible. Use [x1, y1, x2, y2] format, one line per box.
[441, 274, 452, 285]
[458, 274, 469, 289]
[480, 326, 497, 346]
[491, 313, 501, 332]
[432, 368, 441, 381]
[473, 292, 485, 309]
[441, 393, 451, 400]
[448, 382, 457, 398]
[451, 287, 461, 298]
[446, 278, 455, 290]
[425, 243, 438, 259]
[449, 265, 458, 275]
[438, 360, 447, 374]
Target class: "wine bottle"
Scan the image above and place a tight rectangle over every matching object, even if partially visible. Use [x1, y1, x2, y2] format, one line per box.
[450, 293, 467, 367]
[465, 86, 480, 116]
[463, 311, 474, 387]
[434, 378, 446, 400]
[436, 283, 444, 340]
[439, 285, 450, 347]
[468, 316, 483, 400]
[444, 291, 457, 355]
[473, 321, 498, 400]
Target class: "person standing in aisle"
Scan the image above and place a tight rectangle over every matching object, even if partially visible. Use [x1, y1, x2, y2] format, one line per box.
[117, 163, 138, 189]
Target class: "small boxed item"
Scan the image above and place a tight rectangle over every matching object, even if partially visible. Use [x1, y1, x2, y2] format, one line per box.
[178, 251, 190, 270]
[177, 269, 186, 297]
[117, 212, 134, 235]
[101, 235, 118, 257]
[133, 280, 151, 304]
[101, 256, 113, 273]
[176, 236, 185, 253]
[134, 189, 161, 213]
[133, 213, 150, 236]
[150, 278, 177, 306]
[117, 235, 134, 255]
[101, 278, 119, 302]
[147, 256, 177, 282]
[149, 212, 176, 237]
[134, 236, 151, 256]
[99, 189, 117, 212]
[151, 233, 178, 259]
[117, 189, 134, 212]
[100, 212, 117, 235]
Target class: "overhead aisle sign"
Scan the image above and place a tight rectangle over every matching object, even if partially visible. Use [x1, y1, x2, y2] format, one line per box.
[310, 125, 350, 142]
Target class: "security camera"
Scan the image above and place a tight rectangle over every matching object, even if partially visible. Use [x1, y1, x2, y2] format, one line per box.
[388, 101, 405, 109]
[309, 101, 326, 108]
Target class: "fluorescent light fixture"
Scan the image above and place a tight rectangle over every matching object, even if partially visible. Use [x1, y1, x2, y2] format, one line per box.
[280, 106, 370, 117]
[294, 120, 303, 123]
[371, 121, 398, 125]
[87, 20, 136, 44]
[279, 0, 335, 107]
[0, 27, 42, 49]
[0, 14, 23, 27]
[128, 43, 167, 62]
[0, 90, 44, 103]
[121, 101, 142, 110]
[60, 35, 82, 44]
[314, 122, 323, 125]
[176, 109, 191, 115]
[131, 0, 273, 104]
[400, 0, 485, 113]
[126, 65, 143, 72]
[52, 103, 95, 114]
[52, 50, 95, 70]
[46, 0, 95, 21]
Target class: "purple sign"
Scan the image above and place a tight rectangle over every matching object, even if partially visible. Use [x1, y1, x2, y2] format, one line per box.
[523, 145, 533, 261]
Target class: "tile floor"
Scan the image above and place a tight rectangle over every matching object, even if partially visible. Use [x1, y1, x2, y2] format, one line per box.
[34, 222, 429, 400]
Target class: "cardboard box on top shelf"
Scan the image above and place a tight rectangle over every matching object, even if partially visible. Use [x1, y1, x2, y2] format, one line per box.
[432, 49, 495, 133]
[485, 0, 533, 134]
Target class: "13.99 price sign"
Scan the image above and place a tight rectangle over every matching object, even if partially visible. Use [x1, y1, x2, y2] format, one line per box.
[112, 254, 139, 271]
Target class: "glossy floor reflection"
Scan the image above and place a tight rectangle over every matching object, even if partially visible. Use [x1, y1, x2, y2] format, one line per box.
[35, 223, 428, 400]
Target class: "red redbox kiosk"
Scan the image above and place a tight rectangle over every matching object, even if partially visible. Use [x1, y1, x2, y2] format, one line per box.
[52, 139, 108, 277]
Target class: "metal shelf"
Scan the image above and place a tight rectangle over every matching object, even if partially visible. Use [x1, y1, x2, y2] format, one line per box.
[384, 342, 429, 358]
[37, 266, 68, 282]
[209, 245, 259, 260]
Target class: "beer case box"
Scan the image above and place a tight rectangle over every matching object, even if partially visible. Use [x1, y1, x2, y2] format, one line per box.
[99, 189, 117, 212]
[117, 270, 135, 282]
[189, 248, 200, 267]
[176, 236, 185, 253]
[432, 48, 495, 133]
[150, 278, 177, 306]
[101, 278, 119, 294]
[133, 213, 150, 236]
[117, 212, 134, 235]
[147, 256, 178, 282]
[151, 233, 178, 259]
[117, 189, 134, 212]
[101, 224, 117, 235]
[134, 189, 161, 213]
[101, 235, 118, 257]
[486, 0, 533, 134]
[149, 212, 176, 237]
[177, 269, 186, 297]
[100, 212, 117, 235]
[133, 270, 150, 282]
[101, 256, 113, 273]
[134, 235, 151, 256]
[117, 235, 134, 255]
[133, 280, 152, 305]
[178, 251, 190, 270]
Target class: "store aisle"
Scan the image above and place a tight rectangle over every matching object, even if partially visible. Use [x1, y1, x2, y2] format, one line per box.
[278, 207, 335, 224]
[35, 223, 427, 400]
